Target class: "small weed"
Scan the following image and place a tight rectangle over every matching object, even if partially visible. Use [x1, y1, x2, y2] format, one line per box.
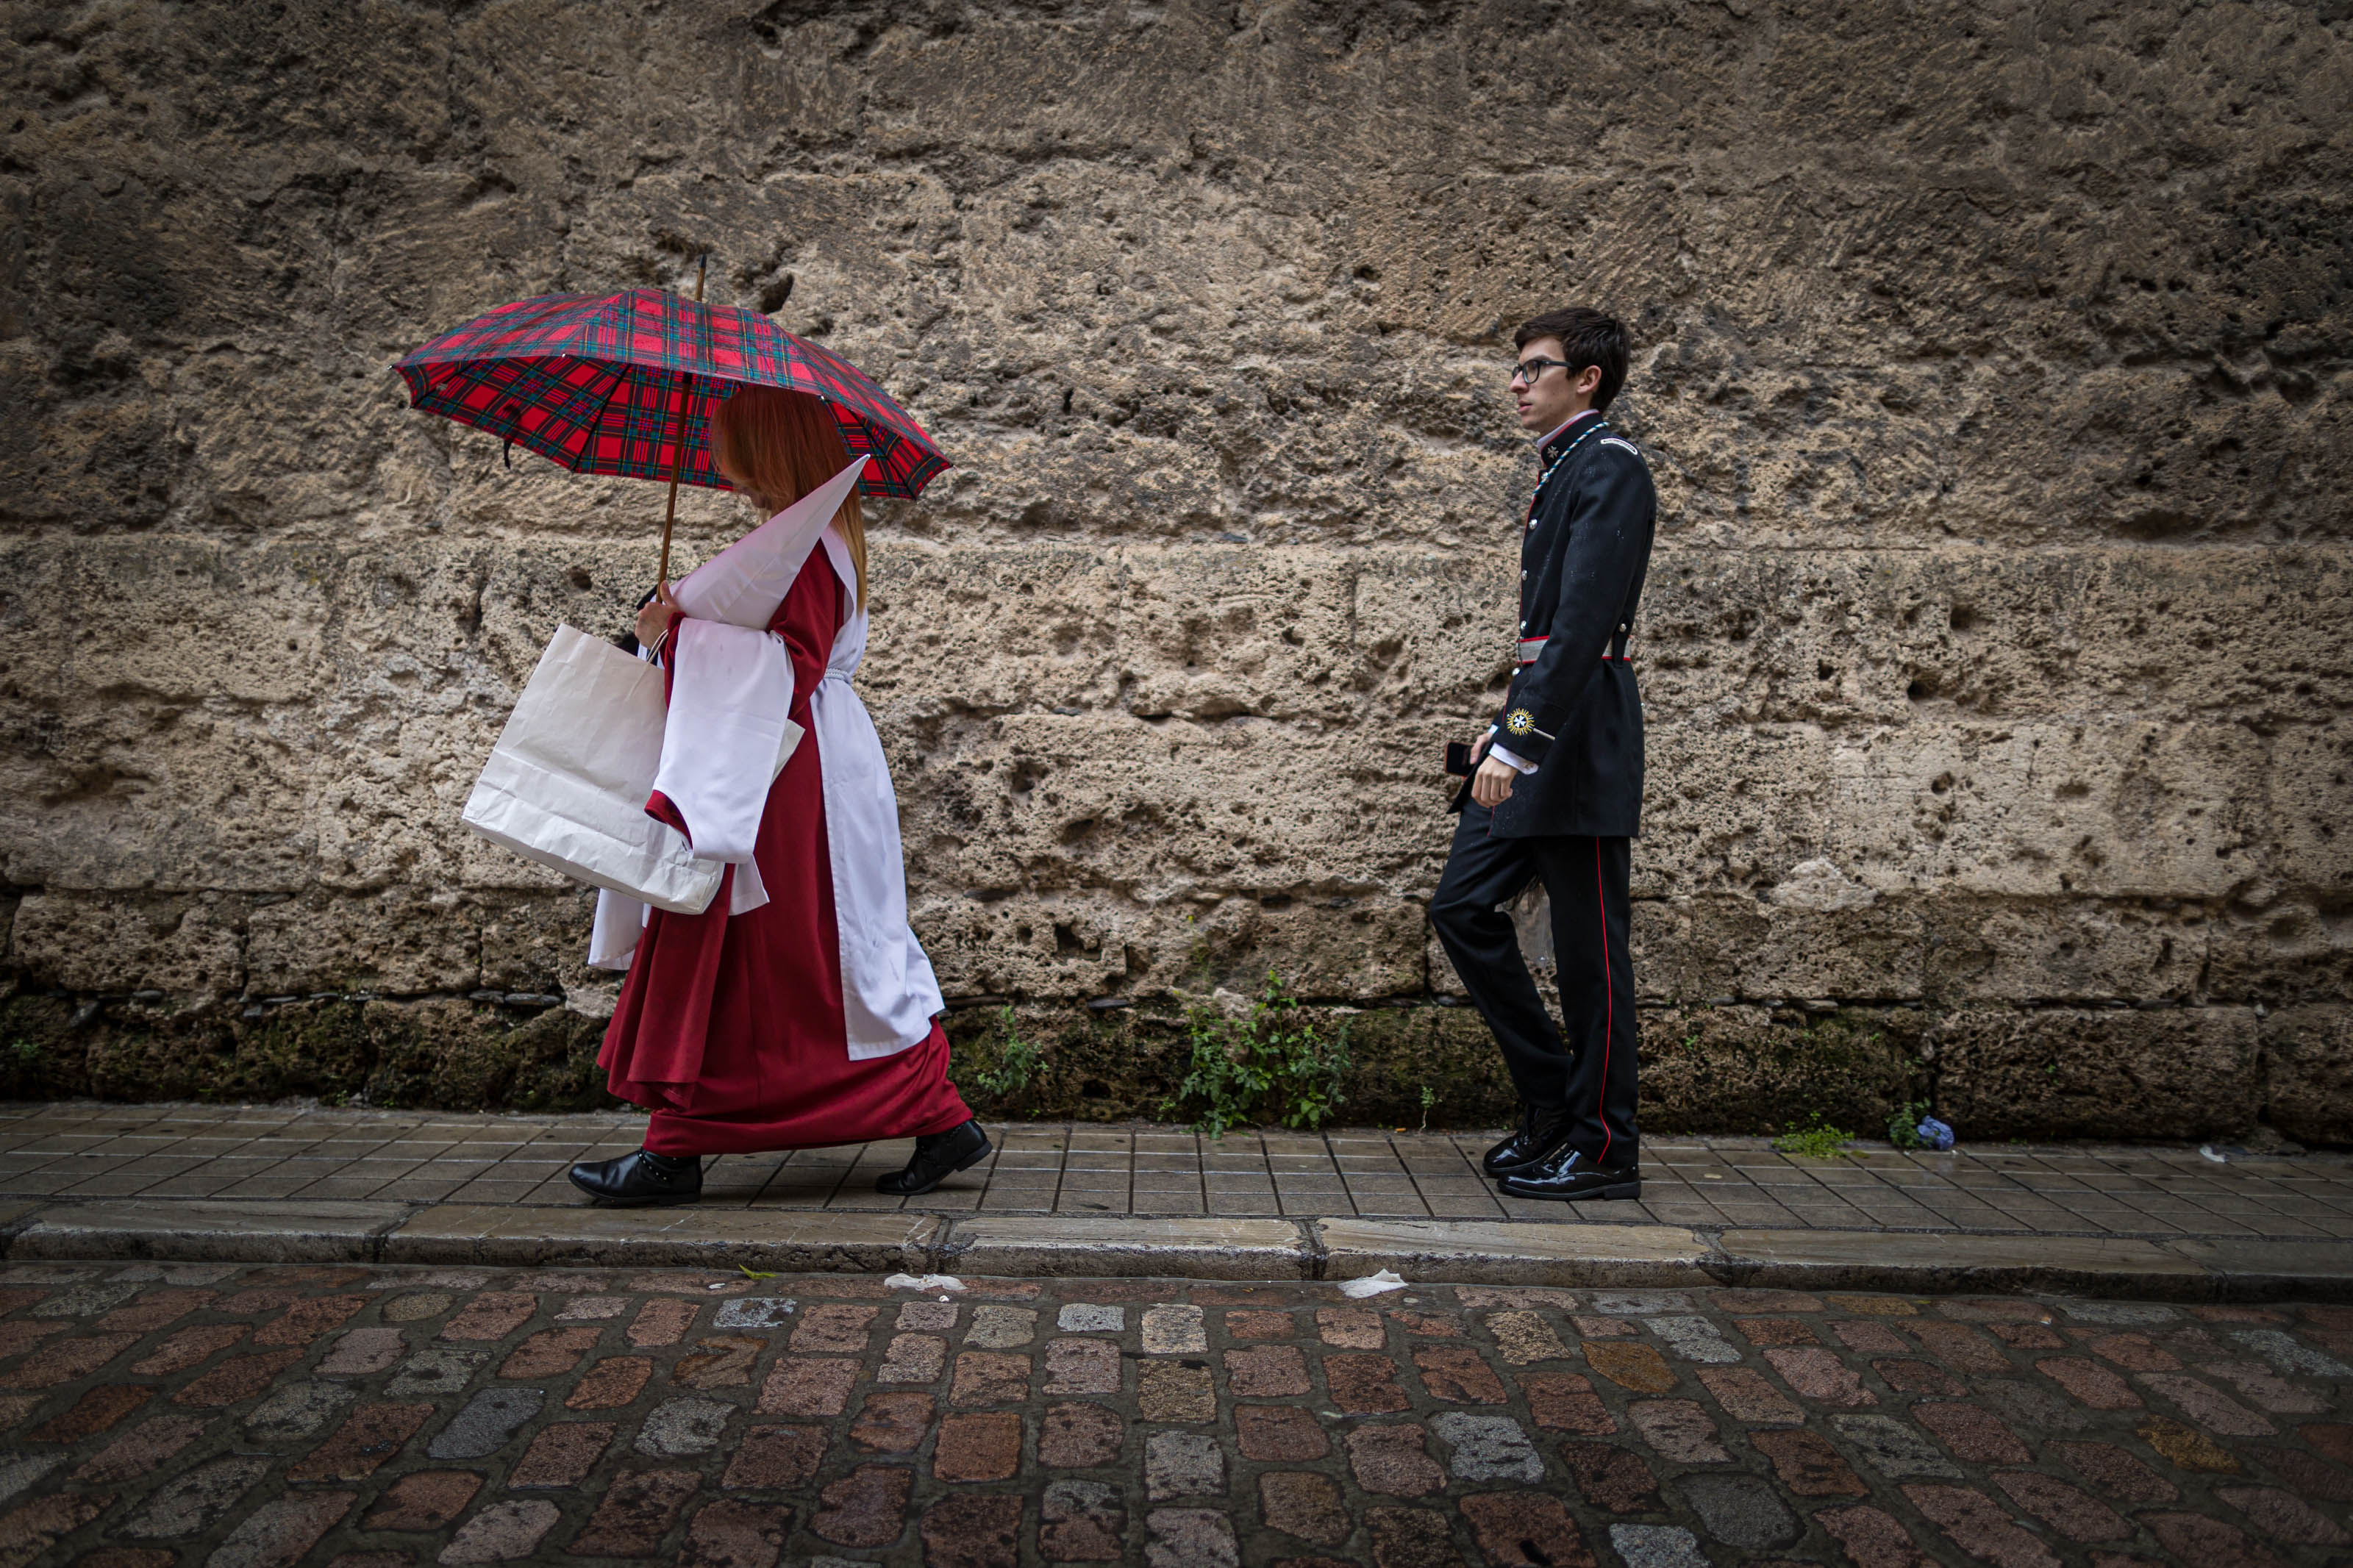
[966, 1007, 1042, 1101]
[1771, 1112, 1857, 1159]
[1418, 1084, 1435, 1134]
[8, 1039, 35, 1066]
[1168, 1006, 1269, 1139]
[1886, 1098, 1932, 1149]
[1162, 970, 1351, 1136]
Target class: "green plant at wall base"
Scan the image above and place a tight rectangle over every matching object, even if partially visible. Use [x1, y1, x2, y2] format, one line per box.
[9, 1039, 35, 1066]
[1265, 978, 1352, 1131]
[1419, 1085, 1435, 1134]
[1163, 970, 1351, 1136]
[1886, 1099, 1932, 1149]
[1168, 1006, 1271, 1138]
[966, 1007, 1042, 1101]
[1771, 1112, 1857, 1159]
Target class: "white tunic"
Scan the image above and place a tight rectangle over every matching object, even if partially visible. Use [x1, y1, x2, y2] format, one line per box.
[588, 463, 943, 1060]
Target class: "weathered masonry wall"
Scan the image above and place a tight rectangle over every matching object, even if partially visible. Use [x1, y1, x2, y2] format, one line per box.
[1, 0, 2347, 1140]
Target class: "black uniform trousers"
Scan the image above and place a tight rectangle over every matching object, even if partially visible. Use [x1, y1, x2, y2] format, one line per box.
[1431, 801, 1638, 1170]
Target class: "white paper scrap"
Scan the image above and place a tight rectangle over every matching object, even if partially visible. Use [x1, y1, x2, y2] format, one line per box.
[1338, 1269, 1409, 1298]
[883, 1272, 967, 1293]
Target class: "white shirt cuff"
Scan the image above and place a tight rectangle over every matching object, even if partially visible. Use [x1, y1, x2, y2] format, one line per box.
[1489, 743, 1537, 775]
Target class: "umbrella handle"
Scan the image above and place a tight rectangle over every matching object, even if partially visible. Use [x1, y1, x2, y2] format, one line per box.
[654, 253, 710, 587]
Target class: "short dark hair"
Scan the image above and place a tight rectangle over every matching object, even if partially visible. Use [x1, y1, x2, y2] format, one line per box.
[1513, 307, 1632, 412]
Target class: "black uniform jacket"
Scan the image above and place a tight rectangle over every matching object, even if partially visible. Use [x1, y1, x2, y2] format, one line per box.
[1457, 411, 1657, 840]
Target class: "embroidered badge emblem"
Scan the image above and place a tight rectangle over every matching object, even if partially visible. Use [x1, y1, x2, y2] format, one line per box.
[1506, 709, 1535, 737]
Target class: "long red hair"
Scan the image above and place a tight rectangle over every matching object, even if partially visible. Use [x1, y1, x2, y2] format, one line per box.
[710, 387, 868, 609]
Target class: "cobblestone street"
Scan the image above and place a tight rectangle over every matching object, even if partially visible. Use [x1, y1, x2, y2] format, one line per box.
[0, 1261, 2344, 1567]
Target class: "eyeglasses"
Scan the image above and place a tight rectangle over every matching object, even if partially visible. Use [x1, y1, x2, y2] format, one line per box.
[1510, 356, 1574, 387]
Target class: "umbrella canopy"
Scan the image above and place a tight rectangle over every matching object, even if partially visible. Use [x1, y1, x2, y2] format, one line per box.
[392, 287, 949, 500]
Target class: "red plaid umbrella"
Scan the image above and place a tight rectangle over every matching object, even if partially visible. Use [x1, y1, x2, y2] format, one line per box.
[393, 282, 949, 575]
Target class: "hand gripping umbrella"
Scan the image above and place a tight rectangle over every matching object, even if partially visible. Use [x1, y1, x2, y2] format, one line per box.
[393, 260, 949, 581]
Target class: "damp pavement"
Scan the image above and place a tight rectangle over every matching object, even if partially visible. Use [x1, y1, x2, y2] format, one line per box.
[0, 1261, 2344, 1567]
[7, 1104, 2349, 1240]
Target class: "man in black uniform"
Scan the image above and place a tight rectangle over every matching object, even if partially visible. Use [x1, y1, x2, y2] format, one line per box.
[1431, 306, 1655, 1203]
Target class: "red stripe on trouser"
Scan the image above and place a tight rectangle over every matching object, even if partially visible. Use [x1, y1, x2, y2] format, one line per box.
[1594, 838, 1613, 1167]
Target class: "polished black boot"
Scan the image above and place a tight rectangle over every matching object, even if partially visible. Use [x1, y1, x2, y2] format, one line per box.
[1482, 1103, 1575, 1177]
[876, 1120, 993, 1196]
[568, 1148, 702, 1206]
[1498, 1145, 1641, 1202]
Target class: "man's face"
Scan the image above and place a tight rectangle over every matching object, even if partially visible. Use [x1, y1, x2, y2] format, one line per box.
[1511, 336, 1597, 434]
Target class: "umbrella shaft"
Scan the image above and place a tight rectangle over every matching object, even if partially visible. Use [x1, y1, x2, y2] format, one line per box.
[654, 256, 710, 586]
[657, 470, 682, 584]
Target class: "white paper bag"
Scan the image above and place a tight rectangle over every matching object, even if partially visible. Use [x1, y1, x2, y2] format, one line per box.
[463, 624, 799, 915]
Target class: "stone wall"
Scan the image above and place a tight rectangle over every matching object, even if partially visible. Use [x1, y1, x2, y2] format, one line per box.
[2, 0, 2347, 1141]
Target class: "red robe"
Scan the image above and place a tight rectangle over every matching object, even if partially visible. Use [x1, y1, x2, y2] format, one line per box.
[599, 549, 972, 1156]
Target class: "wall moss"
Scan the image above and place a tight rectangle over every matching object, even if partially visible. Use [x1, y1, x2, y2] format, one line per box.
[0, 992, 618, 1114]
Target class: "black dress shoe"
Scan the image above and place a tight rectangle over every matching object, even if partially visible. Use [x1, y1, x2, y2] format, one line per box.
[876, 1119, 993, 1196]
[1482, 1103, 1575, 1177]
[568, 1149, 702, 1206]
[1498, 1145, 1641, 1202]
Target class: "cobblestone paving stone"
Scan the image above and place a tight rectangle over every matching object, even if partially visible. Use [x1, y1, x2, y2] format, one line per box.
[4, 1103, 2350, 1236]
[0, 1267, 2345, 1566]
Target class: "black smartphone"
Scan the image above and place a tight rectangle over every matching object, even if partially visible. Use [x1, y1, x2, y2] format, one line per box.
[1445, 741, 1474, 777]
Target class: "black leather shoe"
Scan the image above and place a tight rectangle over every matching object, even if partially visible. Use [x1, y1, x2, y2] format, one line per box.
[1498, 1145, 1641, 1202]
[1482, 1104, 1575, 1176]
[876, 1119, 993, 1196]
[568, 1149, 702, 1206]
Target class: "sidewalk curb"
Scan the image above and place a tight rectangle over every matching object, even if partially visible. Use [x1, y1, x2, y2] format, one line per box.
[4, 1198, 2347, 1300]
[937, 1217, 1313, 1280]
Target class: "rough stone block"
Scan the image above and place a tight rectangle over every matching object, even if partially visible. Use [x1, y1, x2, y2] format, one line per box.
[1935, 1006, 2261, 1140]
[8, 892, 243, 999]
[1924, 898, 2207, 1005]
[2259, 1005, 2353, 1145]
[1638, 894, 1926, 1004]
[1636, 1006, 1927, 1136]
[476, 891, 601, 996]
[247, 889, 477, 998]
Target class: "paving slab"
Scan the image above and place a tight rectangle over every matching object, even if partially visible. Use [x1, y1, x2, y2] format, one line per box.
[940, 1216, 1310, 1278]
[9, 1199, 409, 1261]
[1713, 1227, 2215, 1297]
[381, 1204, 941, 1273]
[1318, 1217, 1713, 1286]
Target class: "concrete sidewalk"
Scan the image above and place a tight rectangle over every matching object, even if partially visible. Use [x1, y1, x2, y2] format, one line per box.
[0, 1103, 2347, 1299]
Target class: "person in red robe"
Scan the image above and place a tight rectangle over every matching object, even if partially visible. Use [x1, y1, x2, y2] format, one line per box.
[568, 387, 986, 1206]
